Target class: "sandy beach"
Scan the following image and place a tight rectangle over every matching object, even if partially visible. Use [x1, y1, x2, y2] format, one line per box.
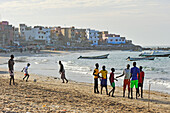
[0, 67, 170, 113]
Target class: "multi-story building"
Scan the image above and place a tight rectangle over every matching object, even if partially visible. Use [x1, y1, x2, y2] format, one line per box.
[61, 26, 75, 41]
[75, 28, 87, 41]
[86, 29, 99, 46]
[0, 21, 14, 46]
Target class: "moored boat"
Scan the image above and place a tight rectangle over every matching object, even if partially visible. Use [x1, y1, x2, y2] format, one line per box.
[126, 57, 155, 61]
[78, 54, 109, 59]
[139, 51, 170, 57]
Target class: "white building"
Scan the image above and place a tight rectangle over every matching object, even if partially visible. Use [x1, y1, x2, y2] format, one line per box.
[19, 24, 51, 45]
[103, 34, 126, 44]
[86, 29, 99, 46]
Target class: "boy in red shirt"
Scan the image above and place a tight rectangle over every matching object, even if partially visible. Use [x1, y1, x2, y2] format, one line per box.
[109, 68, 118, 97]
[137, 66, 145, 98]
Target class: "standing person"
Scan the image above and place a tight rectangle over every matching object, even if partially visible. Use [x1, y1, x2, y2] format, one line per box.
[8, 55, 15, 85]
[22, 63, 31, 82]
[93, 63, 100, 94]
[59, 61, 68, 83]
[130, 62, 140, 99]
[99, 65, 108, 95]
[138, 66, 145, 98]
[109, 68, 118, 97]
[116, 64, 131, 98]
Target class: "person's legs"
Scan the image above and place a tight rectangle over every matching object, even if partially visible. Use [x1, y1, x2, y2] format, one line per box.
[135, 80, 139, 99]
[101, 86, 103, 94]
[94, 79, 97, 93]
[105, 86, 108, 95]
[112, 87, 115, 97]
[123, 80, 127, 97]
[141, 84, 143, 98]
[12, 75, 15, 85]
[23, 74, 27, 80]
[130, 80, 135, 99]
[10, 75, 12, 85]
[26, 74, 29, 82]
[128, 79, 130, 98]
[96, 79, 99, 93]
[109, 89, 113, 96]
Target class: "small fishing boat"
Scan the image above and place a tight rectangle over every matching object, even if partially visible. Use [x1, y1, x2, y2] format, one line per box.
[126, 57, 155, 61]
[139, 51, 170, 57]
[78, 54, 109, 59]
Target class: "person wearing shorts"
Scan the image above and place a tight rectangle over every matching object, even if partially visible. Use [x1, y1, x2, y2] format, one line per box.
[22, 63, 30, 82]
[8, 55, 15, 85]
[137, 66, 145, 98]
[116, 64, 131, 98]
[99, 65, 108, 95]
[130, 62, 140, 99]
[109, 68, 118, 97]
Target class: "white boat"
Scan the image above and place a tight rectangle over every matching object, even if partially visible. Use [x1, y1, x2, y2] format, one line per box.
[139, 51, 170, 57]
[126, 57, 155, 61]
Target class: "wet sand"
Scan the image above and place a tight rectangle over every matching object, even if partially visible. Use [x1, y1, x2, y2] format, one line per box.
[0, 68, 170, 113]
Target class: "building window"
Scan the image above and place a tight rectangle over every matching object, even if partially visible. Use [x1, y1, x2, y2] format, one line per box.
[122, 39, 124, 41]
[119, 39, 121, 41]
[110, 39, 113, 42]
[116, 39, 118, 41]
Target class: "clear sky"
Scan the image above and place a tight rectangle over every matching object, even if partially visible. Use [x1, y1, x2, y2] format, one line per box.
[0, 0, 170, 47]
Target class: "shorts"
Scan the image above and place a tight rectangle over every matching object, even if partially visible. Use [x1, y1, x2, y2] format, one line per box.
[111, 82, 115, 87]
[61, 71, 66, 79]
[123, 79, 130, 91]
[101, 79, 107, 87]
[9, 70, 14, 76]
[138, 83, 143, 87]
[130, 80, 138, 88]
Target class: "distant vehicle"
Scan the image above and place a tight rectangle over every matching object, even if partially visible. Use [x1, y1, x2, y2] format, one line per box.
[78, 54, 109, 59]
[126, 57, 155, 61]
[139, 51, 170, 57]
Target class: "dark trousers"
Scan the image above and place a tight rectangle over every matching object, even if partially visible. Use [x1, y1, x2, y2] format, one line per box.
[10, 75, 15, 85]
[138, 83, 143, 98]
[23, 74, 29, 81]
[94, 79, 99, 93]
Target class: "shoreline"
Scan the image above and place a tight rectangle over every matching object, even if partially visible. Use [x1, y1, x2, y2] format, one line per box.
[0, 68, 170, 112]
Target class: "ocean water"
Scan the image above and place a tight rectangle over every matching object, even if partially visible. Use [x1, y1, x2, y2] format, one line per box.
[1, 50, 170, 94]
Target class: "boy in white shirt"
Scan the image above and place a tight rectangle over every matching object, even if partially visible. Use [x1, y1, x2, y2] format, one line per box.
[22, 63, 30, 82]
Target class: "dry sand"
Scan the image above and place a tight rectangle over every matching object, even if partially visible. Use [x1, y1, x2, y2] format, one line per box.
[0, 68, 170, 113]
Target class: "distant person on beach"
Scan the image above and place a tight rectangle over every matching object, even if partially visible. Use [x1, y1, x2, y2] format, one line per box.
[116, 64, 131, 98]
[137, 66, 145, 98]
[59, 61, 68, 83]
[130, 62, 140, 99]
[99, 65, 108, 95]
[109, 68, 118, 97]
[93, 63, 100, 93]
[21, 63, 30, 82]
[8, 55, 15, 85]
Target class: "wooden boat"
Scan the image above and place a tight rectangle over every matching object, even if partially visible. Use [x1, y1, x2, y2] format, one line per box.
[126, 57, 155, 61]
[78, 54, 109, 59]
[139, 51, 170, 57]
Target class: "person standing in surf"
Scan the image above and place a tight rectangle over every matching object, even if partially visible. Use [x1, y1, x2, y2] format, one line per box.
[8, 55, 15, 85]
[93, 63, 100, 94]
[59, 61, 68, 83]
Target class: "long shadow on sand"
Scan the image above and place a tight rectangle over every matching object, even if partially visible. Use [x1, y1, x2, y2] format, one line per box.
[138, 98, 170, 105]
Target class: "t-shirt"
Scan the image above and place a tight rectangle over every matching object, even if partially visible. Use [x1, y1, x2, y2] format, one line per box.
[138, 71, 144, 83]
[110, 72, 114, 83]
[24, 66, 29, 74]
[99, 70, 108, 79]
[123, 69, 131, 79]
[94, 68, 99, 79]
[131, 67, 140, 80]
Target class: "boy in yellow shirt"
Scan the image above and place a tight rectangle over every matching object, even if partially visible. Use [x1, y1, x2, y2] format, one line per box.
[93, 63, 100, 93]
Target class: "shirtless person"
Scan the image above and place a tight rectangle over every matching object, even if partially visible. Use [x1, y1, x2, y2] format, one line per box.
[116, 64, 131, 98]
[8, 55, 15, 85]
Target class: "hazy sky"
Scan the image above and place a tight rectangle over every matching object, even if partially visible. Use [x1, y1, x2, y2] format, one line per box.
[0, 0, 170, 47]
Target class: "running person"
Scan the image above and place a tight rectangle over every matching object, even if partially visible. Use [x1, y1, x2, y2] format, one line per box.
[8, 55, 15, 85]
[99, 65, 108, 95]
[22, 63, 30, 82]
[137, 66, 145, 98]
[130, 62, 140, 99]
[93, 63, 100, 93]
[59, 61, 68, 83]
[109, 68, 118, 97]
[116, 64, 131, 98]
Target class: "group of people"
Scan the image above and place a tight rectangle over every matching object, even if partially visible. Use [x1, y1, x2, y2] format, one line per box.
[93, 62, 145, 99]
[8, 55, 68, 85]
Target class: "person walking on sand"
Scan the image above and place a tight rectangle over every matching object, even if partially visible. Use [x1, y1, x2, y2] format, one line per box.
[59, 61, 68, 83]
[22, 63, 31, 82]
[116, 64, 131, 98]
[99, 65, 108, 95]
[137, 66, 145, 98]
[130, 62, 140, 99]
[8, 55, 15, 85]
[93, 63, 100, 94]
[109, 68, 118, 97]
